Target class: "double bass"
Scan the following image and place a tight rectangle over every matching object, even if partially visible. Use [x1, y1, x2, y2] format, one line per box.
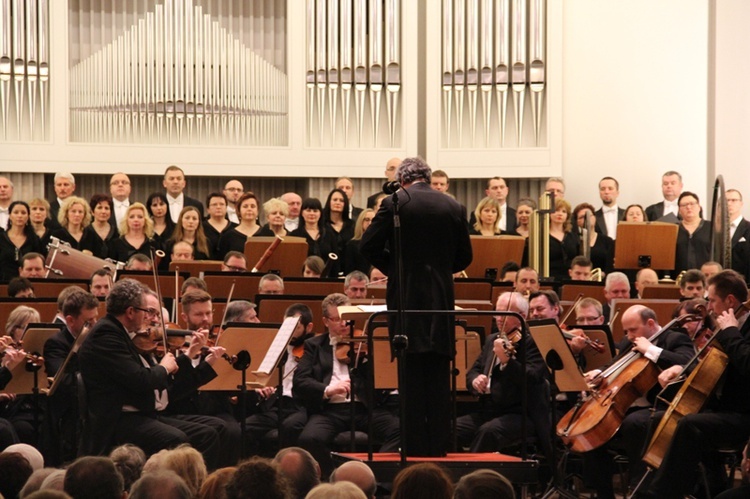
[556, 314, 697, 452]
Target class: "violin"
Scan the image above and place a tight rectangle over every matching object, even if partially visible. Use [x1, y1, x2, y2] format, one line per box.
[335, 328, 368, 366]
[132, 323, 191, 356]
[561, 328, 606, 354]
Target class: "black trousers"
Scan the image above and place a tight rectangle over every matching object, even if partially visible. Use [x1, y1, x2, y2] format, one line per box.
[0, 418, 18, 450]
[244, 396, 308, 454]
[455, 411, 531, 453]
[403, 352, 451, 456]
[114, 412, 225, 469]
[298, 403, 399, 475]
[649, 411, 750, 499]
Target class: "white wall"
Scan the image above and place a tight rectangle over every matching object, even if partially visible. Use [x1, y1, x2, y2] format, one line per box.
[561, 0, 709, 211]
[714, 0, 750, 218]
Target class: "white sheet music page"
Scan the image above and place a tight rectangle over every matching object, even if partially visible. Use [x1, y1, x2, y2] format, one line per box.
[255, 316, 301, 375]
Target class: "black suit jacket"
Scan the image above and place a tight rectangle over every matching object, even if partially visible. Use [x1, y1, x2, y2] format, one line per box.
[594, 207, 625, 238]
[292, 333, 373, 414]
[360, 182, 473, 357]
[645, 202, 664, 222]
[713, 317, 750, 413]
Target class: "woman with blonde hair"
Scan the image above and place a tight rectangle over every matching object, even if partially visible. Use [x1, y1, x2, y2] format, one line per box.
[108, 202, 155, 262]
[344, 208, 375, 274]
[50, 196, 91, 249]
[257, 198, 290, 237]
[5, 305, 41, 342]
[29, 198, 52, 240]
[470, 197, 502, 236]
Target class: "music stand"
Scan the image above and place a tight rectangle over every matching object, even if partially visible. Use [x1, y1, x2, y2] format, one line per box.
[464, 235, 525, 280]
[640, 284, 681, 300]
[615, 222, 679, 272]
[5, 327, 58, 395]
[245, 237, 308, 277]
[527, 319, 588, 499]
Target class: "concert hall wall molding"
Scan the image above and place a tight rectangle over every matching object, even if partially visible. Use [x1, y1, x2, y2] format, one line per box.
[0, 0, 561, 180]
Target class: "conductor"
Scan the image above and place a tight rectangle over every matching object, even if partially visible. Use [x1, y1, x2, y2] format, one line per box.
[360, 156, 473, 456]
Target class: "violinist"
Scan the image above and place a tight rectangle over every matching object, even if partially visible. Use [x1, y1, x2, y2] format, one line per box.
[645, 270, 750, 498]
[580, 305, 694, 499]
[0, 336, 28, 450]
[244, 303, 313, 455]
[77, 280, 223, 468]
[293, 293, 400, 476]
[43, 288, 99, 465]
[602, 272, 631, 323]
[574, 298, 605, 327]
[528, 290, 590, 356]
[161, 289, 240, 467]
[455, 292, 551, 455]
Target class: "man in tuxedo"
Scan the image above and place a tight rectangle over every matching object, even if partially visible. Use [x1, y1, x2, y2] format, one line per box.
[43, 289, 99, 464]
[366, 157, 401, 209]
[360, 157, 472, 456]
[727, 189, 750, 279]
[646, 270, 750, 498]
[645, 170, 683, 222]
[336, 177, 363, 221]
[223, 180, 244, 224]
[108, 173, 132, 228]
[582, 305, 695, 499]
[594, 177, 625, 239]
[602, 272, 632, 321]
[49, 172, 76, 225]
[77, 279, 225, 467]
[163, 165, 204, 223]
[294, 293, 400, 474]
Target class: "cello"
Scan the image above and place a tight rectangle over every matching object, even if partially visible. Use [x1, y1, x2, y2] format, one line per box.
[556, 313, 698, 453]
[640, 299, 750, 469]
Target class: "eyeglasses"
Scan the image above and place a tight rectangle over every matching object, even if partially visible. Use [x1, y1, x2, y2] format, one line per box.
[576, 316, 602, 324]
[134, 306, 159, 316]
[224, 265, 246, 272]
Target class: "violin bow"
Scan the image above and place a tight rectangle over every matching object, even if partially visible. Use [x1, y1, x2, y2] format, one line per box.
[150, 247, 169, 354]
[214, 279, 236, 346]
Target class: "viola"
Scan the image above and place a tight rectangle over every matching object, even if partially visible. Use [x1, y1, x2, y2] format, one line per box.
[335, 329, 368, 365]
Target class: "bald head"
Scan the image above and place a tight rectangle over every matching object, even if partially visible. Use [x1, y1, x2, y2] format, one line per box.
[635, 268, 659, 298]
[330, 461, 377, 499]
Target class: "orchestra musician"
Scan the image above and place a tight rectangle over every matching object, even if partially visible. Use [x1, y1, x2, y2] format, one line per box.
[455, 292, 551, 457]
[581, 305, 694, 499]
[243, 304, 314, 455]
[0, 336, 27, 450]
[293, 293, 400, 475]
[644, 270, 750, 498]
[43, 289, 99, 465]
[77, 279, 227, 468]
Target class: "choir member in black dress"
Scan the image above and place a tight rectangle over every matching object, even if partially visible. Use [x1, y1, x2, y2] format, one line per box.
[29, 198, 53, 248]
[514, 198, 536, 239]
[469, 197, 503, 236]
[343, 208, 375, 275]
[146, 193, 175, 251]
[548, 199, 579, 282]
[217, 191, 262, 258]
[573, 202, 614, 274]
[0, 201, 43, 281]
[202, 192, 236, 258]
[162, 206, 211, 269]
[108, 203, 156, 263]
[256, 198, 290, 237]
[322, 189, 354, 258]
[49, 196, 91, 250]
[290, 198, 338, 261]
[622, 204, 648, 222]
[674, 191, 712, 275]
[80, 194, 117, 259]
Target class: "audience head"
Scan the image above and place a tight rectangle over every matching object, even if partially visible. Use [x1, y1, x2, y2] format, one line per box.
[222, 251, 248, 272]
[129, 470, 192, 499]
[225, 457, 290, 499]
[198, 467, 237, 499]
[453, 469, 515, 499]
[330, 461, 376, 499]
[305, 482, 367, 499]
[39, 469, 66, 492]
[0, 450, 34, 499]
[259, 273, 285, 294]
[109, 444, 146, 493]
[63, 456, 124, 499]
[273, 446, 321, 499]
[19, 467, 59, 498]
[391, 462, 453, 499]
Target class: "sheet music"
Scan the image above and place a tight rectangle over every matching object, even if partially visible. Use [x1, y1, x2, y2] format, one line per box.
[254, 316, 300, 375]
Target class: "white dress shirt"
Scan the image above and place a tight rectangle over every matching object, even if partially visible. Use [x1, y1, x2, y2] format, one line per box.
[227, 205, 239, 224]
[602, 205, 619, 239]
[0, 205, 8, 230]
[167, 193, 184, 223]
[663, 199, 679, 218]
[113, 199, 130, 226]
[499, 203, 508, 231]
[730, 215, 744, 240]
